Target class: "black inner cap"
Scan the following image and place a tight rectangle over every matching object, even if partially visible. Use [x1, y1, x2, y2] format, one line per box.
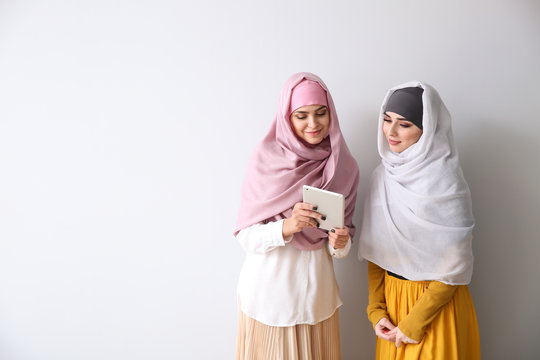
[385, 87, 424, 129]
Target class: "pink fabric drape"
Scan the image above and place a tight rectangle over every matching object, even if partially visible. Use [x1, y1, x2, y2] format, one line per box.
[234, 72, 359, 250]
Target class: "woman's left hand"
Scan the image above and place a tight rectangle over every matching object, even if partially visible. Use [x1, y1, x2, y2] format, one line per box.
[387, 327, 419, 348]
[328, 226, 349, 249]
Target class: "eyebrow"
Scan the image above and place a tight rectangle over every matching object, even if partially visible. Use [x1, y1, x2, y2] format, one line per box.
[295, 106, 327, 114]
[383, 112, 409, 121]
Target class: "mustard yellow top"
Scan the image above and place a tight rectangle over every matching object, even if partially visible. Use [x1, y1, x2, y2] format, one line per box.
[367, 262, 457, 341]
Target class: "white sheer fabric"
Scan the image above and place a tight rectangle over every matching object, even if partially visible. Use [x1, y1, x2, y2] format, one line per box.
[237, 220, 350, 326]
[359, 81, 474, 285]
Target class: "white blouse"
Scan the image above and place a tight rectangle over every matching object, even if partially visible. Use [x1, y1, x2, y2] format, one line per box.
[236, 220, 351, 327]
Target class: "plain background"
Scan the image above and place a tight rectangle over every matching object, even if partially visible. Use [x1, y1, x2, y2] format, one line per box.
[1, 0, 539, 359]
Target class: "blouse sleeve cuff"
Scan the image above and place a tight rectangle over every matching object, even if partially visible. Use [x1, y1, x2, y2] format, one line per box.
[368, 309, 389, 328]
[397, 318, 424, 342]
[327, 237, 351, 258]
[273, 219, 292, 246]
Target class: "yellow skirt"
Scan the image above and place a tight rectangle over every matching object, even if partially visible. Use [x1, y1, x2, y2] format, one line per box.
[236, 309, 341, 360]
[376, 273, 481, 360]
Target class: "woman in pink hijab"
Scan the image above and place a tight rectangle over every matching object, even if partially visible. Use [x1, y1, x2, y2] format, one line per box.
[234, 72, 359, 359]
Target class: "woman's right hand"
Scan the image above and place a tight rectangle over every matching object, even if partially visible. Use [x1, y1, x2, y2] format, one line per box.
[387, 327, 419, 347]
[282, 202, 323, 238]
[374, 317, 397, 342]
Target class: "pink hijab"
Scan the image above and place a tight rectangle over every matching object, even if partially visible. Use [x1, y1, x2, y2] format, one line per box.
[234, 72, 359, 250]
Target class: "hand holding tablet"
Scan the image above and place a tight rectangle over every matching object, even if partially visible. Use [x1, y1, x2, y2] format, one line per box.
[282, 186, 349, 249]
[282, 202, 323, 238]
[302, 185, 345, 231]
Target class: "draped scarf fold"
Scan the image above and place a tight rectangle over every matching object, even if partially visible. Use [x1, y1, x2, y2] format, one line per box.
[358, 81, 474, 285]
[234, 73, 359, 250]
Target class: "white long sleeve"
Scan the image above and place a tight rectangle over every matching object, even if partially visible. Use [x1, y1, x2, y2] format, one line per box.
[236, 220, 292, 254]
[236, 220, 350, 258]
[236, 221, 344, 326]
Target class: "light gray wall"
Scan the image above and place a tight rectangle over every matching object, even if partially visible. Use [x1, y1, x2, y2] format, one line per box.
[1, 1, 539, 359]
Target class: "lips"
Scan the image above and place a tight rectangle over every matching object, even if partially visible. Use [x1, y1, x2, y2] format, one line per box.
[306, 130, 322, 137]
[388, 139, 400, 146]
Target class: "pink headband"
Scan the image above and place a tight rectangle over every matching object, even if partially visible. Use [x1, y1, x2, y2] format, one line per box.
[288, 79, 328, 117]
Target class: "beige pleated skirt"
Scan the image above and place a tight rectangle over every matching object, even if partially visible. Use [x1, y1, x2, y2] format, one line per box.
[236, 309, 341, 360]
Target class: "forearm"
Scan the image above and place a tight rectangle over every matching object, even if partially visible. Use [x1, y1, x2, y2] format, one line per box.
[367, 262, 388, 326]
[398, 281, 457, 341]
[236, 220, 292, 254]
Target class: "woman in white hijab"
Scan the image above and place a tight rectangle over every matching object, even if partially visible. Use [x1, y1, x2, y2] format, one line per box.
[358, 81, 481, 359]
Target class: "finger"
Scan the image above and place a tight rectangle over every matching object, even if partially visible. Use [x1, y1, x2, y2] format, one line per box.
[400, 333, 412, 344]
[395, 337, 402, 348]
[297, 202, 319, 211]
[332, 234, 348, 243]
[329, 235, 346, 244]
[297, 221, 318, 230]
[327, 231, 337, 241]
[296, 209, 325, 220]
[330, 240, 346, 250]
[292, 205, 321, 217]
[402, 335, 418, 344]
[296, 216, 319, 228]
[328, 235, 344, 246]
[377, 333, 394, 342]
[328, 237, 336, 247]
[330, 229, 349, 241]
[375, 328, 393, 341]
[298, 221, 316, 230]
[331, 227, 349, 236]
[379, 318, 396, 331]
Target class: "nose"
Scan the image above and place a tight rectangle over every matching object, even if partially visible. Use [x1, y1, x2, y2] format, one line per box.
[307, 115, 318, 128]
[388, 122, 398, 136]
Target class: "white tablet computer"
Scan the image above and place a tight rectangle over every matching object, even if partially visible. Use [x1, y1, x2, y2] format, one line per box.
[302, 185, 345, 231]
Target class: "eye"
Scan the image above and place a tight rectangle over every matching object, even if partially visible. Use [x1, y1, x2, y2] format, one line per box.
[295, 114, 307, 120]
[316, 110, 327, 117]
[383, 118, 391, 122]
[400, 123, 412, 128]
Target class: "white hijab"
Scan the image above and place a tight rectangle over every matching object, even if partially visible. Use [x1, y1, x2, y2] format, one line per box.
[358, 81, 474, 285]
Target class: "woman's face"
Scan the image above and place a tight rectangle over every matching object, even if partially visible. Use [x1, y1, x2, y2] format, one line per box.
[290, 104, 330, 145]
[382, 111, 423, 153]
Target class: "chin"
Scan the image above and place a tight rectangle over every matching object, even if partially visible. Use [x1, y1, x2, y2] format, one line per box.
[306, 137, 323, 145]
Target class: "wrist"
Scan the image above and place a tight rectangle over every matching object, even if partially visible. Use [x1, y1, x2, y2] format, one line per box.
[282, 218, 294, 238]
